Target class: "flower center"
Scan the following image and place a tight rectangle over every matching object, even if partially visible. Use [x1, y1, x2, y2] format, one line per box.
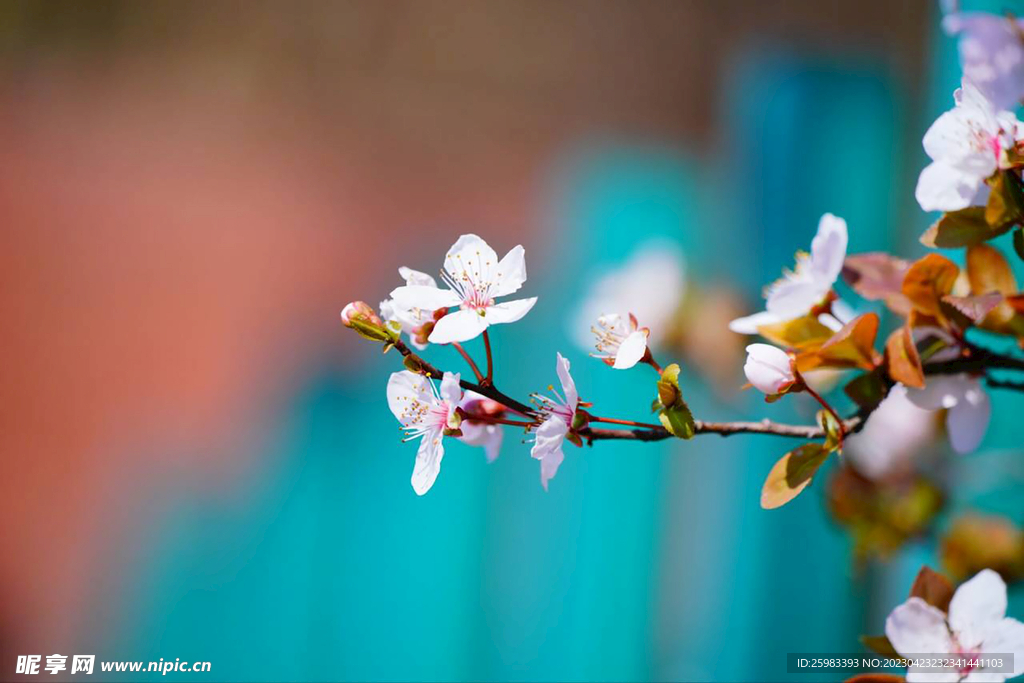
[441, 252, 497, 312]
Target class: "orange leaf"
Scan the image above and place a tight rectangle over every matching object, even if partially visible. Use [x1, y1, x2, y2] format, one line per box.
[884, 325, 924, 389]
[902, 253, 959, 319]
[967, 244, 1019, 328]
[798, 313, 880, 372]
[761, 443, 829, 510]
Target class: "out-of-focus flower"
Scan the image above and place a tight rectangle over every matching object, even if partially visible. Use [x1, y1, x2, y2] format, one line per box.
[743, 343, 796, 395]
[386, 370, 462, 495]
[944, 11, 1024, 112]
[906, 373, 990, 454]
[844, 384, 937, 480]
[916, 81, 1022, 212]
[942, 515, 1024, 584]
[589, 313, 649, 369]
[390, 234, 537, 344]
[571, 240, 686, 351]
[379, 267, 442, 349]
[729, 213, 849, 334]
[886, 569, 1024, 682]
[457, 391, 504, 463]
[530, 353, 578, 491]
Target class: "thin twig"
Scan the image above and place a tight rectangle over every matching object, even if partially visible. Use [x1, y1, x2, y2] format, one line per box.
[482, 331, 494, 386]
[451, 342, 485, 383]
[588, 415, 662, 430]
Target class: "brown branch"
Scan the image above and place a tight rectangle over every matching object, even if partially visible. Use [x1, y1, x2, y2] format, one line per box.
[389, 336, 536, 417]
[384, 331, 1024, 445]
[581, 415, 864, 443]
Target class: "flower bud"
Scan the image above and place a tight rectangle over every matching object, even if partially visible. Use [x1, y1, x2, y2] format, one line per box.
[461, 395, 506, 419]
[744, 343, 797, 395]
[341, 301, 391, 342]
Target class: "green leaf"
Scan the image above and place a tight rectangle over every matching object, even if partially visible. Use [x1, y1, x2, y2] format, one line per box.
[1015, 228, 1024, 262]
[817, 410, 844, 452]
[760, 443, 829, 509]
[986, 170, 1024, 230]
[844, 370, 885, 409]
[655, 363, 695, 439]
[658, 401, 695, 439]
[859, 634, 900, 658]
[920, 207, 995, 248]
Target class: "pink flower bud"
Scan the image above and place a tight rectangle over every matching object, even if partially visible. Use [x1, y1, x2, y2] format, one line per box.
[744, 343, 796, 395]
[341, 301, 383, 328]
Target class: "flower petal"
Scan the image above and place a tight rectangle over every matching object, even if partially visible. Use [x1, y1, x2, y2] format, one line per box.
[459, 421, 503, 463]
[612, 329, 649, 369]
[765, 275, 827, 320]
[411, 428, 445, 495]
[428, 308, 490, 344]
[916, 160, 986, 213]
[810, 213, 848, 286]
[390, 284, 461, 311]
[398, 266, 438, 288]
[492, 244, 527, 297]
[728, 311, 781, 334]
[906, 374, 971, 411]
[531, 415, 568, 491]
[743, 343, 794, 395]
[485, 297, 538, 325]
[946, 380, 990, 454]
[555, 352, 578, 410]
[443, 234, 499, 290]
[979, 617, 1024, 678]
[439, 372, 463, 425]
[886, 597, 955, 658]
[386, 371, 435, 427]
[950, 569, 1008, 638]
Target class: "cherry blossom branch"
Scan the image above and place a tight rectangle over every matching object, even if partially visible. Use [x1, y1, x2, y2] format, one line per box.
[389, 335, 536, 417]
[986, 377, 1024, 393]
[580, 415, 866, 443]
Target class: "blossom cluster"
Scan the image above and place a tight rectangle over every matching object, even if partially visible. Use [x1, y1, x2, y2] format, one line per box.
[339, 7, 1024, 681]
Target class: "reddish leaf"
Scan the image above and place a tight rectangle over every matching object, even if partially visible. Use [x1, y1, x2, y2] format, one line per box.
[884, 325, 924, 389]
[909, 566, 954, 612]
[941, 293, 1004, 324]
[843, 253, 913, 316]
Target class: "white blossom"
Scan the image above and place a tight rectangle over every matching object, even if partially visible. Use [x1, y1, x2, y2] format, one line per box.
[844, 384, 937, 480]
[589, 313, 650, 369]
[389, 234, 537, 344]
[743, 343, 796, 395]
[916, 81, 1022, 213]
[379, 267, 441, 349]
[386, 370, 463, 495]
[729, 213, 849, 334]
[530, 353, 578, 491]
[886, 569, 1024, 682]
[572, 240, 686, 351]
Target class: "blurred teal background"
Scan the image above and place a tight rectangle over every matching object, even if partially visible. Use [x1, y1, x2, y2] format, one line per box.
[4, 1, 1023, 681]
